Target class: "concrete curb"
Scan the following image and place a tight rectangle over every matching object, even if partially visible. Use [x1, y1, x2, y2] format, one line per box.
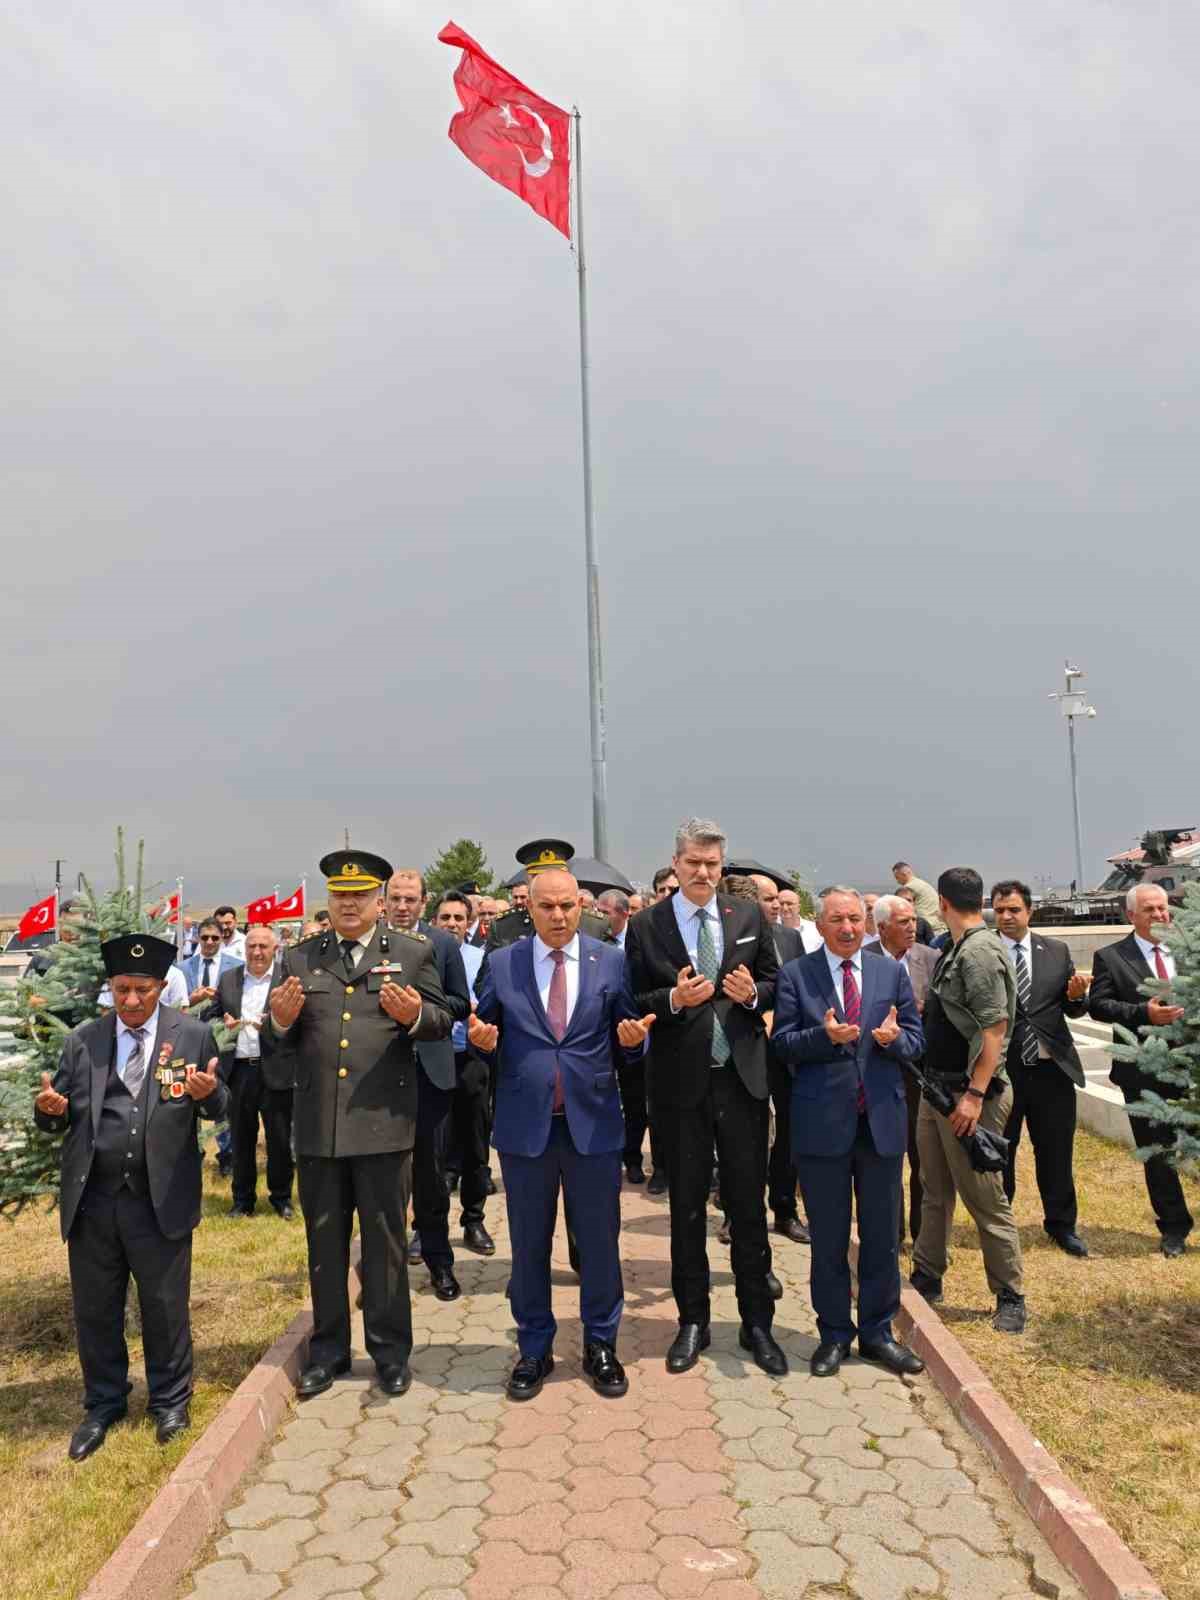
[80, 1248, 363, 1600]
[894, 1281, 1166, 1600]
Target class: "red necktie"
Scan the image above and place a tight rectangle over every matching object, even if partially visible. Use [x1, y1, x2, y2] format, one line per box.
[842, 959, 866, 1113]
[1152, 944, 1169, 982]
[547, 949, 567, 1111]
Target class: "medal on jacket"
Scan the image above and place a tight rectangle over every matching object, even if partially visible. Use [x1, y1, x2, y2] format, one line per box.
[157, 1060, 188, 1100]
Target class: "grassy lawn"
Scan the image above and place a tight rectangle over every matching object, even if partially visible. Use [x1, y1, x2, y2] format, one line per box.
[0, 1159, 309, 1600]
[925, 1127, 1200, 1600]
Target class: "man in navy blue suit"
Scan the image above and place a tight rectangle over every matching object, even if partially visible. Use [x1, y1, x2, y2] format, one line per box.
[470, 867, 640, 1402]
[772, 886, 926, 1379]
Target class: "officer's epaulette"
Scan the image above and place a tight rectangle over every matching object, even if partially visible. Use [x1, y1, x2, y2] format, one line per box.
[396, 927, 427, 942]
[294, 930, 323, 948]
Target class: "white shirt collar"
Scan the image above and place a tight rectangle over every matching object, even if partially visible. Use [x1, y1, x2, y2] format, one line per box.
[824, 944, 863, 975]
[243, 966, 272, 986]
[533, 934, 579, 964]
[117, 1005, 160, 1041]
[999, 931, 1033, 957]
[1134, 933, 1171, 960]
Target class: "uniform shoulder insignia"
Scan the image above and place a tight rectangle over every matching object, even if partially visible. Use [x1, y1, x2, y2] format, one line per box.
[397, 928, 426, 942]
[294, 931, 322, 948]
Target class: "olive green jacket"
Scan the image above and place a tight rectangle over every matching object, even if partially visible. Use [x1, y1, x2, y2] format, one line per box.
[928, 925, 1015, 1075]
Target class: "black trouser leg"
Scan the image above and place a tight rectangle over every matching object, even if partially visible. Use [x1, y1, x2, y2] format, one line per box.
[353, 1152, 414, 1368]
[660, 1094, 716, 1326]
[617, 1054, 648, 1169]
[1002, 1065, 1029, 1208]
[767, 1059, 799, 1221]
[901, 1072, 923, 1243]
[712, 1071, 773, 1330]
[263, 1088, 295, 1208]
[297, 1156, 356, 1366]
[68, 1191, 133, 1421]
[228, 1062, 261, 1210]
[1023, 1065, 1079, 1235]
[453, 1052, 491, 1227]
[646, 1068, 665, 1174]
[413, 1074, 454, 1269]
[1122, 1087, 1195, 1238]
[119, 1190, 194, 1414]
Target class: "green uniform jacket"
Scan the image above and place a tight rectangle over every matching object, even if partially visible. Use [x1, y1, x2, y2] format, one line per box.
[263, 925, 450, 1159]
[928, 925, 1015, 1076]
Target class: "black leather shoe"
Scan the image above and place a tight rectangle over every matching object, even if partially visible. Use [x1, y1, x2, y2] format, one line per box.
[909, 1269, 944, 1304]
[68, 1411, 123, 1462]
[229, 1203, 255, 1218]
[484, 1172, 497, 1195]
[430, 1266, 462, 1302]
[739, 1325, 788, 1376]
[624, 1164, 646, 1184]
[154, 1406, 191, 1445]
[407, 1230, 423, 1264]
[271, 1201, 295, 1220]
[377, 1363, 412, 1396]
[1162, 1234, 1188, 1259]
[297, 1358, 351, 1398]
[507, 1352, 554, 1401]
[766, 1270, 783, 1300]
[1048, 1230, 1088, 1258]
[859, 1336, 925, 1376]
[810, 1339, 852, 1378]
[993, 1291, 1027, 1334]
[717, 1216, 732, 1246]
[463, 1222, 496, 1256]
[774, 1216, 810, 1244]
[646, 1169, 668, 1195]
[583, 1342, 629, 1398]
[666, 1323, 710, 1373]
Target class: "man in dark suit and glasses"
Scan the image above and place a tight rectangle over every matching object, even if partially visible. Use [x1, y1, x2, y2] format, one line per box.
[1090, 882, 1191, 1256]
[34, 934, 226, 1460]
[990, 880, 1092, 1257]
[623, 818, 785, 1377]
[772, 888, 926, 1379]
[212, 923, 294, 1220]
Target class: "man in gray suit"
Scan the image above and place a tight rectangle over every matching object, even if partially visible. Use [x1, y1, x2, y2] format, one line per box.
[869, 895, 940, 1244]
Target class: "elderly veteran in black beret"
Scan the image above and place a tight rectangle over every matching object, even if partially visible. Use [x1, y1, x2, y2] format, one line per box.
[34, 934, 226, 1461]
[263, 850, 452, 1400]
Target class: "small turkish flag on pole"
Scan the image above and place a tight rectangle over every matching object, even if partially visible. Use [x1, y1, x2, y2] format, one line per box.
[17, 892, 57, 941]
[163, 891, 181, 925]
[269, 884, 306, 922]
[246, 893, 277, 926]
[438, 22, 571, 238]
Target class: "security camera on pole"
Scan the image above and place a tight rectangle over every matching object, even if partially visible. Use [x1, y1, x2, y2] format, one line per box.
[1048, 662, 1097, 896]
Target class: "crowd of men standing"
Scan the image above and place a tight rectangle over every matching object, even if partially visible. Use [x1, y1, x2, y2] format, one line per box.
[32, 826, 1193, 1459]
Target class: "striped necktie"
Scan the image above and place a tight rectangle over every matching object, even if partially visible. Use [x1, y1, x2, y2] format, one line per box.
[123, 1028, 147, 1096]
[1013, 945, 1039, 1065]
[695, 910, 730, 1066]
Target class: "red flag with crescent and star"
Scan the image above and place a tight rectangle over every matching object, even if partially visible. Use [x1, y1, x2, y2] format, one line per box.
[246, 893, 277, 926]
[438, 22, 571, 238]
[268, 884, 306, 922]
[17, 892, 57, 941]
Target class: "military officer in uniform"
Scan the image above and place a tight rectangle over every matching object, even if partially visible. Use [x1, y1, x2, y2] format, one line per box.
[263, 850, 451, 1399]
[34, 934, 226, 1460]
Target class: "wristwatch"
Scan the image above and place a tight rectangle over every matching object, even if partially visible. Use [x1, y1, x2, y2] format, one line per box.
[964, 1086, 985, 1101]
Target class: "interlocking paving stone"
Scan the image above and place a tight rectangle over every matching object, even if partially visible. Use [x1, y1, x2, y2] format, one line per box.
[185, 1175, 1085, 1600]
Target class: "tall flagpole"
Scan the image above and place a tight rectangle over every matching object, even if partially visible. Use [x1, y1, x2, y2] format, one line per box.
[572, 106, 609, 861]
[175, 876, 185, 957]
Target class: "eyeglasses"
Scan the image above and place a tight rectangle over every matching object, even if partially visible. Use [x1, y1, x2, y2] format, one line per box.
[198, 934, 221, 944]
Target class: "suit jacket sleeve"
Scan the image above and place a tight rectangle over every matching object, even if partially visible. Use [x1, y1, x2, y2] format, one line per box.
[408, 943, 452, 1043]
[438, 937, 472, 1026]
[749, 912, 779, 1010]
[33, 1030, 82, 1134]
[1060, 950, 1088, 1020]
[1088, 947, 1150, 1029]
[472, 961, 500, 1051]
[623, 916, 677, 1022]
[769, 963, 832, 1068]
[886, 965, 924, 1062]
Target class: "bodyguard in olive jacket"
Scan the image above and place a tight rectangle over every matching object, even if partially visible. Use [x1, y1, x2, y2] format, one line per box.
[263, 850, 451, 1399]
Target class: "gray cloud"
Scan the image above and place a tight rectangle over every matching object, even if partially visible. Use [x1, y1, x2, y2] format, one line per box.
[2, 1, 1197, 903]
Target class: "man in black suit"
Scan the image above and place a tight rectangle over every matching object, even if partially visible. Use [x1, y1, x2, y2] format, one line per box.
[990, 881, 1091, 1257]
[213, 924, 294, 1220]
[385, 869, 477, 1296]
[264, 850, 452, 1399]
[1090, 883, 1192, 1257]
[34, 934, 226, 1460]
[749, 873, 809, 1246]
[623, 818, 784, 1376]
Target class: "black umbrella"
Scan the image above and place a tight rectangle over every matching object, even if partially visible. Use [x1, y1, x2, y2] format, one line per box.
[724, 858, 792, 891]
[567, 856, 634, 895]
[500, 869, 530, 889]
[900, 1058, 1009, 1173]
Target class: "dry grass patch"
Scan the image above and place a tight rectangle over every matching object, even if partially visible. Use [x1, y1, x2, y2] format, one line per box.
[922, 1127, 1200, 1600]
[0, 1161, 309, 1600]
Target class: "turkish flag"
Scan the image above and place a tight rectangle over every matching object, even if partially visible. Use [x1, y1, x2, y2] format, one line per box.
[246, 894, 277, 926]
[163, 892, 181, 925]
[17, 893, 57, 941]
[268, 884, 306, 922]
[438, 22, 571, 238]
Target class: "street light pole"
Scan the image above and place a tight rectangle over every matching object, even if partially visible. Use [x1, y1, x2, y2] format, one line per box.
[1049, 662, 1096, 893]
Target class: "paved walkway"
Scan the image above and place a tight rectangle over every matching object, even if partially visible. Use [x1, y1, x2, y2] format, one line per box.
[186, 1179, 1083, 1600]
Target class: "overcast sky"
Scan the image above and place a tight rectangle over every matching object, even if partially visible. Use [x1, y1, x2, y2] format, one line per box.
[2, 1, 1198, 905]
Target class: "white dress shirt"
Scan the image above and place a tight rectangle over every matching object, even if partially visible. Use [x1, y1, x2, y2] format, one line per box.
[798, 919, 824, 954]
[533, 934, 580, 1028]
[222, 931, 247, 961]
[674, 890, 724, 968]
[824, 945, 864, 1012]
[999, 932, 1052, 1059]
[236, 969, 273, 1059]
[1134, 934, 1176, 981]
[116, 1006, 161, 1087]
